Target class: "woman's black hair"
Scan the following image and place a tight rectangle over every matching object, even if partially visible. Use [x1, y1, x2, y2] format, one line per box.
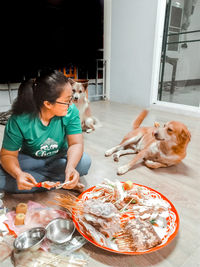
[12, 70, 69, 115]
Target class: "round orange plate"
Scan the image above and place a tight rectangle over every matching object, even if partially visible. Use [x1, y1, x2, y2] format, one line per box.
[72, 183, 179, 255]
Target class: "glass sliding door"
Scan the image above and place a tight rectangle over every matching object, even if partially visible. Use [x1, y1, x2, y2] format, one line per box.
[158, 0, 200, 107]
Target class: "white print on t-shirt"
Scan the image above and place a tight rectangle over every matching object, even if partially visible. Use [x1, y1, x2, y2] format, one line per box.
[35, 138, 59, 157]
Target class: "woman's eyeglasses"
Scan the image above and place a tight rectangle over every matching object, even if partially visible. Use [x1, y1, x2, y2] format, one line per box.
[55, 98, 72, 107]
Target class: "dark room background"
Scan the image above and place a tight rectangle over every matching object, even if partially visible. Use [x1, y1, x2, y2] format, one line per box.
[0, 0, 103, 82]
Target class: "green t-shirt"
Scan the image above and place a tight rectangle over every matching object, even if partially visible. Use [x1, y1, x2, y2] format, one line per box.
[2, 104, 82, 158]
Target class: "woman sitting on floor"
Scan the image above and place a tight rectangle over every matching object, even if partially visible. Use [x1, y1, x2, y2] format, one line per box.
[0, 70, 91, 193]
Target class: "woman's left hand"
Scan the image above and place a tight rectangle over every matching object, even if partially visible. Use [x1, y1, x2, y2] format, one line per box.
[63, 166, 80, 189]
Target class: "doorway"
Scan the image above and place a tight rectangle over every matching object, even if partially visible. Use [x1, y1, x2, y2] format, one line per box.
[158, 0, 200, 108]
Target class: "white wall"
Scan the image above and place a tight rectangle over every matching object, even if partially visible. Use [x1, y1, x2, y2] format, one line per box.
[109, 0, 159, 107]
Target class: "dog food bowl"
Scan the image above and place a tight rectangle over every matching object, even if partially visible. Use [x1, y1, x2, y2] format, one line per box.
[13, 227, 46, 251]
[46, 217, 75, 244]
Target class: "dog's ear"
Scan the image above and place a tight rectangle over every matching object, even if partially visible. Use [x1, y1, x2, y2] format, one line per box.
[82, 82, 89, 91]
[154, 121, 160, 128]
[181, 128, 191, 142]
[68, 78, 75, 85]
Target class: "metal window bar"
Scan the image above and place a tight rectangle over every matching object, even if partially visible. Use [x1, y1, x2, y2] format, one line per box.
[95, 59, 103, 95]
[89, 58, 107, 99]
[7, 82, 12, 104]
[159, 0, 171, 101]
[168, 29, 200, 36]
[167, 39, 200, 45]
[103, 59, 107, 99]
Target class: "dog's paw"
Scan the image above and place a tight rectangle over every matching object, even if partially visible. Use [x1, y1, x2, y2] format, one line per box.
[86, 129, 93, 133]
[113, 153, 119, 162]
[117, 165, 129, 175]
[105, 150, 112, 157]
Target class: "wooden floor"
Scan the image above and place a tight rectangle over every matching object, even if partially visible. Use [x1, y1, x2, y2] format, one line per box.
[1, 101, 200, 267]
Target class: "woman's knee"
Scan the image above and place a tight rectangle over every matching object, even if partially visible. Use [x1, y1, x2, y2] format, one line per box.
[76, 152, 91, 176]
[0, 165, 7, 190]
[0, 165, 20, 192]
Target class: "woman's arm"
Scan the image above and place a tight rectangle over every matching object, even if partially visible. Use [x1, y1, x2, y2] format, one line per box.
[0, 148, 37, 190]
[64, 133, 83, 189]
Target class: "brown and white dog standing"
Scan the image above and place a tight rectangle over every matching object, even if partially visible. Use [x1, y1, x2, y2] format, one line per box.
[105, 110, 191, 175]
[69, 78, 101, 133]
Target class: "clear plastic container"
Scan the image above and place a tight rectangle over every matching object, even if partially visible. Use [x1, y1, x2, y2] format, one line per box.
[0, 190, 5, 199]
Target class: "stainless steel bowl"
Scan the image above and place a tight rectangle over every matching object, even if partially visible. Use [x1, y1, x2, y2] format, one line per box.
[46, 217, 75, 244]
[13, 227, 46, 251]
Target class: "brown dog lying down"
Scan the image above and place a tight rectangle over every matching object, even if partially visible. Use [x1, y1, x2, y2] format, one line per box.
[105, 110, 191, 175]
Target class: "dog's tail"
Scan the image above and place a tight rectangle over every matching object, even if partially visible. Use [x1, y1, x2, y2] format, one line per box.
[132, 109, 149, 130]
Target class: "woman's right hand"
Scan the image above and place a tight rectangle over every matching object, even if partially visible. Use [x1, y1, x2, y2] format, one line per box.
[16, 172, 37, 190]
